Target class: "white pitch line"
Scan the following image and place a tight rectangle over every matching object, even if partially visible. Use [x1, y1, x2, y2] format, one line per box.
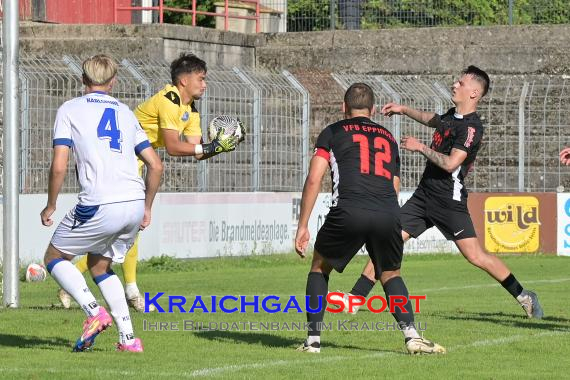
[187, 330, 570, 378]
[420, 277, 570, 293]
[0, 330, 567, 378]
[169, 277, 570, 298]
[2, 278, 568, 377]
[449, 330, 568, 351]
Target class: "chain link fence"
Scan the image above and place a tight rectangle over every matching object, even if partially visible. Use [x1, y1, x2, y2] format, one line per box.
[261, 0, 570, 32]
[1, 55, 568, 195]
[4, 54, 309, 194]
[330, 73, 570, 192]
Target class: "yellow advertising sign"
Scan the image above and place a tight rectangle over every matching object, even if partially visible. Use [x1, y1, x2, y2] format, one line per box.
[484, 197, 540, 253]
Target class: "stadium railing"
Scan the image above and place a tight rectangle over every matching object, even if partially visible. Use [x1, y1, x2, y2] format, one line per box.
[114, 0, 262, 33]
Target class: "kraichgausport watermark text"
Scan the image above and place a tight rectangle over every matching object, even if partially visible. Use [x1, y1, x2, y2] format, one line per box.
[142, 320, 427, 332]
[144, 293, 427, 313]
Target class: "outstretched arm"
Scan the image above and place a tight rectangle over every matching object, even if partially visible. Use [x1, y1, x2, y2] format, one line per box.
[162, 129, 236, 160]
[382, 102, 436, 127]
[402, 136, 467, 173]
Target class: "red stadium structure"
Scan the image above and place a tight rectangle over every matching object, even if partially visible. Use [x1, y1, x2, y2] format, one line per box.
[1, 0, 260, 32]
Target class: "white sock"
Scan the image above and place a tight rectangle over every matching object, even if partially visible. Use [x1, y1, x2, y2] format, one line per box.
[48, 259, 99, 317]
[125, 282, 140, 299]
[402, 325, 421, 340]
[307, 336, 320, 345]
[96, 273, 135, 345]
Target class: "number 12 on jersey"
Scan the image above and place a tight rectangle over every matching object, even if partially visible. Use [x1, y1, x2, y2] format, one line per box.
[352, 134, 392, 179]
[97, 107, 122, 152]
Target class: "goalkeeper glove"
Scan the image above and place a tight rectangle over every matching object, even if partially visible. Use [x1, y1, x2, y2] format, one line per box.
[202, 131, 237, 155]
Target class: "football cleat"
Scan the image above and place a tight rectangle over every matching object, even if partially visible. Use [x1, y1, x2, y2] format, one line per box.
[519, 290, 544, 319]
[73, 306, 113, 352]
[127, 292, 156, 312]
[405, 337, 446, 355]
[327, 291, 361, 315]
[58, 288, 72, 309]
[117, 338, 144, 353]
[296, 340, 321, 353]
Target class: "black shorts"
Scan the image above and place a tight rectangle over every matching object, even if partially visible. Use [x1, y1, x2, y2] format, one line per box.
[314, 205, 403, 279]
[401, 186, 476, 241]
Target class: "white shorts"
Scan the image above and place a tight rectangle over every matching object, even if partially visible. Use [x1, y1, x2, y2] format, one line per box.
[50, 200, 144, 263]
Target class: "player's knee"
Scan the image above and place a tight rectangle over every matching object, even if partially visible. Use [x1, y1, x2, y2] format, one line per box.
[379, 269, 400, 285]
[310, 250, 333, 274]
[464, 250, 488, 268]
[43, 244, 65, 267]
[87, 254, 112, 277]
[310, 262, 332, 274]
[363, 260, 376, 280]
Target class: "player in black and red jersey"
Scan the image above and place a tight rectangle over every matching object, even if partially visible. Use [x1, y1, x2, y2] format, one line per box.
[295, 83, 445, 355]
[332, 66, 543, 320]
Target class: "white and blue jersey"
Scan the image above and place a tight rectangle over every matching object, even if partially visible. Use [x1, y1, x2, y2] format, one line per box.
[50, 91, 152, 259]
[53, 91, 150, 205]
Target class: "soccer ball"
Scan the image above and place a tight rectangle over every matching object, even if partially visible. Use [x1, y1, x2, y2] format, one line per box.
[208, 115, 244, 143]
[25, 263, 47, 282]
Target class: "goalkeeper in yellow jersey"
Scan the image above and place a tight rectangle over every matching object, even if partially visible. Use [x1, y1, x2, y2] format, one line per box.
[58, 53, 240, 311]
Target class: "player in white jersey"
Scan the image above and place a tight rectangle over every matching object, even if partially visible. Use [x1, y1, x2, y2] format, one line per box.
[41, 55, 163, 352]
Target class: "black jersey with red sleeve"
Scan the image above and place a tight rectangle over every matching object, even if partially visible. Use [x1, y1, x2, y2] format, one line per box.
[419, 107, 484, 203]
[314, 116, 400, 210]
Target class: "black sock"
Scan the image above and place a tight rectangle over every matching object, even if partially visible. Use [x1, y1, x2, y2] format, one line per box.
[350, 274, 375, 297]
[500, 273, 524, 299]
[306, 272, 329, 337]
[382, 276, 414, 328]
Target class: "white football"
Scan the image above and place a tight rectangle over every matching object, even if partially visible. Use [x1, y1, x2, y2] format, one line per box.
[208, 115, 245, 143]
[25, 263, 47, 282]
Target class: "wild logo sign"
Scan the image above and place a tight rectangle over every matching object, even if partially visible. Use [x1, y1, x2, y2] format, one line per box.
[484, 196, 541, 253]
[144, 292, 427, 314]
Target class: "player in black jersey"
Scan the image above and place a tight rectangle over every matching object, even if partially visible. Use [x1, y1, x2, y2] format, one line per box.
[331, 66, 543, 320]
[295, 83, 445, 355]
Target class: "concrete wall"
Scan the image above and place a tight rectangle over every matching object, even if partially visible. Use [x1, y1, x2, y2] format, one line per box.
[19, 23, 570, 75]
[257, 25, 570, 75]
[19, 23, 263, 67]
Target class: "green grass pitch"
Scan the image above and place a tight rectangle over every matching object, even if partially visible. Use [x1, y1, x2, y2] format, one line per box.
[1, 253, 569, 379]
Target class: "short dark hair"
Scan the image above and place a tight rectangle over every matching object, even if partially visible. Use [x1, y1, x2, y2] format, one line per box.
[170, 53, 207, 85]
[344, 83, 374, 112]
[463, 65, 490, 97]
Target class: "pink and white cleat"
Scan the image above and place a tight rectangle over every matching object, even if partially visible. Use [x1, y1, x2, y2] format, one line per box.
[73, 306, 113, 352]
[117, 338, 144, 352]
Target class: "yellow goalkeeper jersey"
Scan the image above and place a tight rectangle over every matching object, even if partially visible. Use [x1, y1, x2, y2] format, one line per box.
[134, 84, 201, 148]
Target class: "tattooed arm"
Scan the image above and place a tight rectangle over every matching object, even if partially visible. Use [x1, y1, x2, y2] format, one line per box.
[401, 136, 467, 173]
[381, 103, 436, 127]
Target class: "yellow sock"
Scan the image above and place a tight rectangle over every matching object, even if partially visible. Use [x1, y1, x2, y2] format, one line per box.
[123, 236, 139, 285]
[75, 255, 89, 274]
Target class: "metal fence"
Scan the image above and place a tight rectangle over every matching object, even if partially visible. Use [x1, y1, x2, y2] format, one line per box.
[1, 55, 568, 195]
[7, 54, 309, 194]
[331, 73, 570, 192]
[261, 0, 570, 32]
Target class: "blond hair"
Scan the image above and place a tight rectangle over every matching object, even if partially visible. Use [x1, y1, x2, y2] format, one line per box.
[82, 55, 117, 86]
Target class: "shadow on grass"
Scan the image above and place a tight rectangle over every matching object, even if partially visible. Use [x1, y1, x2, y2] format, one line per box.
[192, 329, 390, 352]
[0, 333, 71, 349]
[436, 311, 570, 331]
